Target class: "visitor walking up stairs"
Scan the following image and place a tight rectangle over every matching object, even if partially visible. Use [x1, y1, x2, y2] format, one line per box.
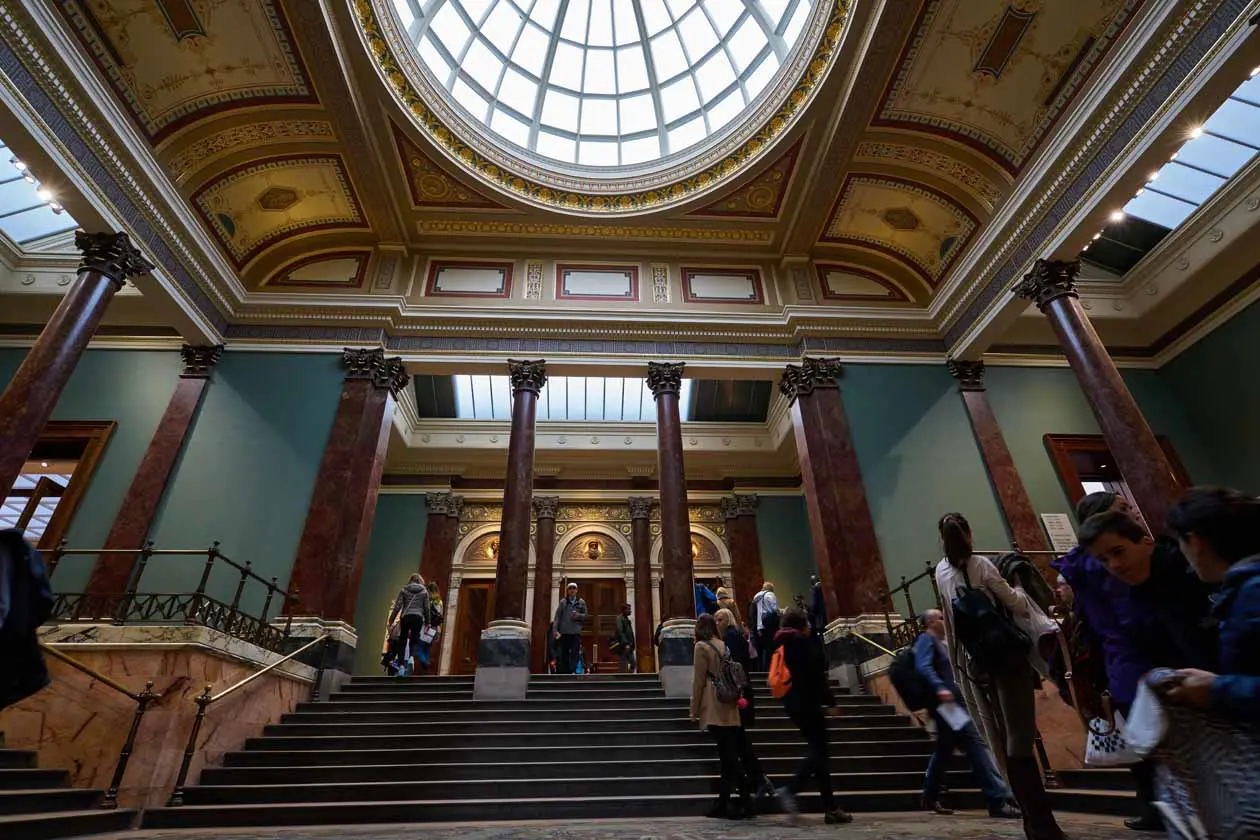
[145, 671, 983, 828]
[0, 731, 136, 840]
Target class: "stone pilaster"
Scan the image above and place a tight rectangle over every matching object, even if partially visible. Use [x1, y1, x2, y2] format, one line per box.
[628, 496, 656, 673]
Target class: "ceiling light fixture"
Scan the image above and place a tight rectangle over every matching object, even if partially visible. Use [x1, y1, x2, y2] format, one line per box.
[21, 172, 35, 184]
[1092, 232, 1102, 241]
[1170, 152, 1179, 161]
[1135, 188, 1145, 197]
[1189, 126, 1204, 139]
[1109, 210, 1125, 222]
[1148, 171, 1160, 182]
[10, 157, 27, 172]
[49, 201, 64, 214]
[40, 461, 49, 468]
[36, 187, 54, 202]
[1250, 66, 1259, 79]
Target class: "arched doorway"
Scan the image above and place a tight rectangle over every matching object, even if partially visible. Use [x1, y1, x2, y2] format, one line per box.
[552, 525, 634, 672]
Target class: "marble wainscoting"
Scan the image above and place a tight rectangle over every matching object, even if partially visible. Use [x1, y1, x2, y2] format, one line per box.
[0, 624, 314, 808]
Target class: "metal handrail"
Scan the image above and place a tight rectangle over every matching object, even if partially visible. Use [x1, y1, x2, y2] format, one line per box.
[38, 643, 159, 809]
[167, 633, 331, 806]
[844, 629, 897, 657]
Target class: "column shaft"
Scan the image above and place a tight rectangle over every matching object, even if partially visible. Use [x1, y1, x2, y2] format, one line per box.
[530, 496, 559, 674]
[289, 349, 407, 622]
[418, 492, 462, 671]
[89, 346, 223, 595]
[721, 495, 764, 616]
[649, 363, 693, 621]
[1016, 260, 1182, 531]
[0, 232, 151, 497]
[629, 497, 655, 673]
[783, 358, 888, 617]
[492, 360, 545, 621]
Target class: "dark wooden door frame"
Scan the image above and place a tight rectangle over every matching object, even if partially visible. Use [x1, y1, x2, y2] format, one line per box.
[5, 420, 116, 550]
[452, 580, 495, 675]
[1044, 433, 1191, 512]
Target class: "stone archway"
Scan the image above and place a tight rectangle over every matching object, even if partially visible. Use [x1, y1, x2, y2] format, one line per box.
[649, 524, 733, 630]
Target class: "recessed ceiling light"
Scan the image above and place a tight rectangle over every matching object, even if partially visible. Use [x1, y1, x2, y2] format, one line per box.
[1092, 232, 1102, 241]
[1082, 244, 1090, 251]
[1189, 126, 1204, 139]
[40, 461, 49, 468]
[1109, 210, 1126, 222]
[35, 187, 53, 202]
[1148, 171, 1160, 182]
[1250, 66, 1259, 79]
[1170, 152, 1179, 161]
[1135, 188, 1145, 197]
[10, 157, 27, 172]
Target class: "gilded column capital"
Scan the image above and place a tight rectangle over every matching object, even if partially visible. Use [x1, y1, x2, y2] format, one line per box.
[507, 359, 547, 395]
[425, 492, 463, 518]
[646, 362, 685, 398]
[179, 344, 224, 379]
[779, 357, 842, 405]
[75, 231, 154, 288]
[532, 495, 560, 520]
[341, 347, 409, 395]
[627, 496, 655, 520]
[1014, 259, 1080, 310]
[720, 494, 759, 519]
[946, 359, 986, 392]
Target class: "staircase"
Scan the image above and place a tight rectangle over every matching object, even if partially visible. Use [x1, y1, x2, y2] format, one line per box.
[0, 732, 136, 840]
[145, 672, 990, 828]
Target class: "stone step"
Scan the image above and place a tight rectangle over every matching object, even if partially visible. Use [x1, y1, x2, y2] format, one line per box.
[0, 788, 102, 816]
[1056, 768, 1135, 791]
[0, 809, 137, 840]
[0, 751, 36, 771]
[224, 739, 938, 767]
[1049, 788, 1140, 818]
[180, 769, 981, 806]
[261, 714, 911, 737]
[143, 789, 990, 828]
[243, 725, 927, 751]
[201, 753, 963, 786]
[0, 769, 70, 791]
[320, 694, 882, 708]
[284, 704, 900, 722]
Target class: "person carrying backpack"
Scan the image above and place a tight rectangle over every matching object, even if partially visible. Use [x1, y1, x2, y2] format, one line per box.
[0, 528, 52, 711]
[690, 613, 753, 819]
[914, 609, 1019, 818]
[750, 582, 780, 671]
[935, 513, 1065, 840]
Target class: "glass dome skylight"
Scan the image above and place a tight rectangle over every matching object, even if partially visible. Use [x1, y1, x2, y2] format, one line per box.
[391, 0, 816, 167]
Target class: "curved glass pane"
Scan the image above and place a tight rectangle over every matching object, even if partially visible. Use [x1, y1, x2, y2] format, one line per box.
[393, 0, 814, 166]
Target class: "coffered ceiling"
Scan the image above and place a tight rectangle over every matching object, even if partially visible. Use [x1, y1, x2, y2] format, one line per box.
[0, 0, 1256, 363]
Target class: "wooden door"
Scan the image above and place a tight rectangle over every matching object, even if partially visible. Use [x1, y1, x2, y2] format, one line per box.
[452, 581, 495, 675]
[576, 578, 626, 672]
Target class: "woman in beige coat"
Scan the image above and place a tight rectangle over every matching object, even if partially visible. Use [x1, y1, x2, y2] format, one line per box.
[691, 613, 752, 819]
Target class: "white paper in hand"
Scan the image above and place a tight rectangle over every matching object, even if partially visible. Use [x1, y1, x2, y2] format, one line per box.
[937, 702, 971, 732]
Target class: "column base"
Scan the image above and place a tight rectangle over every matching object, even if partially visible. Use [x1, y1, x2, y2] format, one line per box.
[657, 618, 697, 699]
[473, 619, 531, 700]
[277, 617, 358, 701]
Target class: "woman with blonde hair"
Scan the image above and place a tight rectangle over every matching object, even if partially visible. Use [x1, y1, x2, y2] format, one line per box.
[716, 608, 773, 800]
[691, 612, 753, 819]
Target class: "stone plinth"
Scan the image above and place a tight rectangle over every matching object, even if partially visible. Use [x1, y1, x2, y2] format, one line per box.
[0, 624, 313, 808]
[657, 617, 696, 699]
[473, 619, 531, 700]
[278, 617, 358, 700]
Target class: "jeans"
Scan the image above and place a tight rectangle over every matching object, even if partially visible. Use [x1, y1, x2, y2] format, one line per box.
[558, 634, 582, 674]
[709, 725, 749, 800]
[785, 708, 834, 810]
[399, 614, 424, 663]
[924, 710, 1011, 803]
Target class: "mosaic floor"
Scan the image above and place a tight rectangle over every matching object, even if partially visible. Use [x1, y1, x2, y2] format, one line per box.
[130, 812, 1133, 840]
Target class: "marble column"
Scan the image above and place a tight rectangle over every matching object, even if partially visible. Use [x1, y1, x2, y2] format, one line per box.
[781, 357, 888, 618]
[0, 232, 152, 498]
[721, 494, 764, 614]
[628, 496, 656, 674]
[529, 495, 559, 675]
[947, 360, 1052, 564]
[89, 345, 224, 597]
[647, 362, 696, 697]
[418, 491, 462, 672]
[1015, 259, 1182, 531]
[476, 359, 546, 699]
[289, 348, 408, 623]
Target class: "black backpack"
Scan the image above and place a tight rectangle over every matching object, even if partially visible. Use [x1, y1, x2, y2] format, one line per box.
[950, 559, 1030, 675]
[888, 645, 934, 712]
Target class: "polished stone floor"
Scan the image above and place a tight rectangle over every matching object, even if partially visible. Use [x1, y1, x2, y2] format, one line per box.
[128, 812, 1132, 839]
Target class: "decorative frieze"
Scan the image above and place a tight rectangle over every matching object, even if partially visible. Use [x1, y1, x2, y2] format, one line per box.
[524, 261, 543, 300]
[651, 264, 670, 303]
[778, 357, 842, 404]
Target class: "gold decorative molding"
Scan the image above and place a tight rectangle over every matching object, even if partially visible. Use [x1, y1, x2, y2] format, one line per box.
[168, 120, 336, 184]
[416, 220, 774, 243]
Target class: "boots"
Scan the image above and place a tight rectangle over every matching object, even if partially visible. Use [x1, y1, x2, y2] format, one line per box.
[1005, 756, 1066, 840]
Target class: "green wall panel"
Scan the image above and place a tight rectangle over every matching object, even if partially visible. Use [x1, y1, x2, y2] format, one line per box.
[1160, 298, 1260, 494]
[353, 492, 428, 674]
[754, 494, 817, 608]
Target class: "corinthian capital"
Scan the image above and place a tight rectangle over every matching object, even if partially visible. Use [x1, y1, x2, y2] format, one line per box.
[627, 496, 654, 520]
[532, 495, 560, 520]
[425, 492, 463, 518]
[1013, 259, 1079, 310]
[946, 359, 986, 392]
[179, 344, 224, 379]
[508, 359, 547, 395]
[721, 494, 759, 519]
[646, 362, 685, 398]
[778, 357, 842, 405]
[75, 231, 154, 288]
[342, 348, 409, 395]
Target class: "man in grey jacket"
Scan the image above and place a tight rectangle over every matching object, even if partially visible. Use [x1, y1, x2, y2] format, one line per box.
[552, 582, 588, 674]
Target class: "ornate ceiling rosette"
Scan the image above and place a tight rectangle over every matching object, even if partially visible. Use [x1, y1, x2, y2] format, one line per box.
[352, 0, 849, 215]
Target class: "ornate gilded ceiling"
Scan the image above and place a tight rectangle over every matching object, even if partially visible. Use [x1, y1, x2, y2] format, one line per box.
[7, 0, 1252, 359]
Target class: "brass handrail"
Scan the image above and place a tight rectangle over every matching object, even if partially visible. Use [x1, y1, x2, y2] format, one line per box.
[168, 633, 330, 806]
[844, 629, 897, 657]
[38, 642, 159, 809]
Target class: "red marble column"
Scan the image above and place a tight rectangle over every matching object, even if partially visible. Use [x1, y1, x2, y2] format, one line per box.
[492, 359, 546, 621]
[530, 495, 559, 674]
[947, 360, 1052, 564]
[781, 358, 888, 617]
[628, 496, 656, 673]
[88, 345, 224, 595]
[721, 494, 764, 612]
[417, 491, 462, 671]
[0, 232, 152, 498]
[289, 348, 408, 622]
[648, 362, 694, 621]
[1015, 259, 1183, 532]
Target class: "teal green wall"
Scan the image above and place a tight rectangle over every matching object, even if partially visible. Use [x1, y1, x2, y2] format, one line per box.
[1160, 298, 1260, 494]
[843, 364, 1009, 610]
[353, 492, 428, 674]
[755, 494, 817, 605]
[0, 348, 180, 591]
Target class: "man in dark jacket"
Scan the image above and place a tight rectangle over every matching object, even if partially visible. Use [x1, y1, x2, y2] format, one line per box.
[772, 608, 851, 825]
[552, 583, 587, 674]
[808, 575, 827, 632]
[614, 604, 635, 673]
[914, 609, 1018, 817]
[0, 529, 52, 711]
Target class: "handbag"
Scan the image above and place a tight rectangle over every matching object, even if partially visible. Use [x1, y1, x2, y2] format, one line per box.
[1084, 693, 1140, 767]
[388, 622, 400, 642]
[419, 626, 437, 644]
[1156, 702, 1260, 840]
[1121, 680, 1167, 757]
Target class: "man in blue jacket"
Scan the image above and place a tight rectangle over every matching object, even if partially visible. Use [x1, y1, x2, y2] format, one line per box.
[914, 609, 1018, 818]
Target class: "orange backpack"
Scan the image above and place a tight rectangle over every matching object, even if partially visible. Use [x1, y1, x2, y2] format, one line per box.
[768, 645, 792, 699]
